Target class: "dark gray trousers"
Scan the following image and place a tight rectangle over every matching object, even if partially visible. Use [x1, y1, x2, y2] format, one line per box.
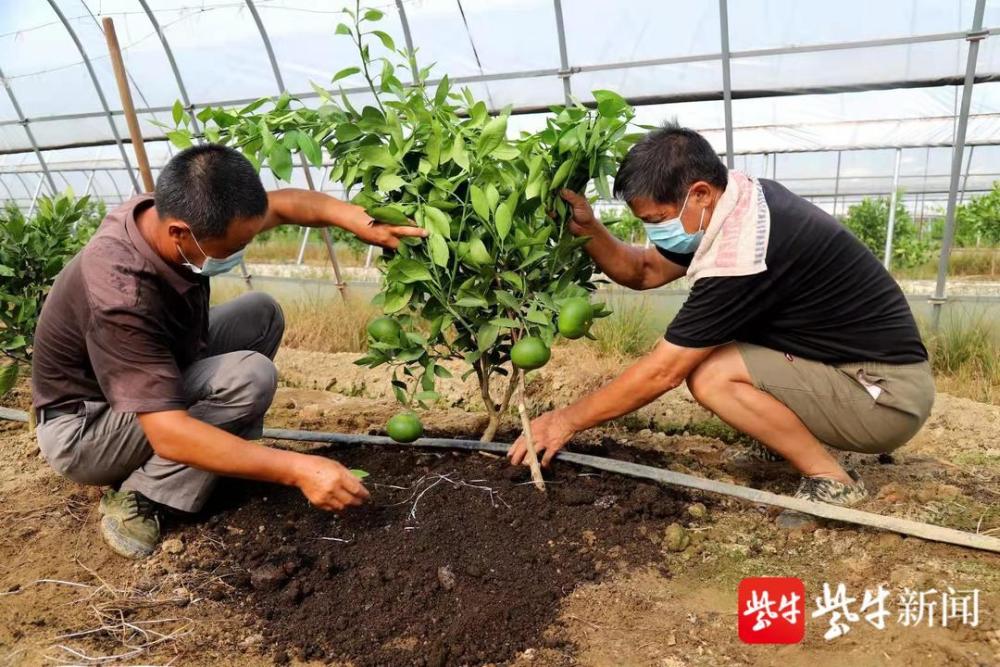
[36, 292, 284, 512]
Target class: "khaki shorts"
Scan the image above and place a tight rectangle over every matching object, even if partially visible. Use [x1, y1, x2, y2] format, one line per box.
[737, 343, 935, 454]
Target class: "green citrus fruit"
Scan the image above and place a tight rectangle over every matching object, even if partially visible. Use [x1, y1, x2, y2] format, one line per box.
[558, 297, 594, 339]
[510, 337, 551, 370]
[386, 412, 423, 443]
[367, 316, 401, 344]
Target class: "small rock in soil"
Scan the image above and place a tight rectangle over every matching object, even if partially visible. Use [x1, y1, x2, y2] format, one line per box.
[437, 565, 456, 591]
[663, 523, 690, 552]
[687, 502, 707, 519]
[250, 564, 288, 592]
[161, 538, 184, 555]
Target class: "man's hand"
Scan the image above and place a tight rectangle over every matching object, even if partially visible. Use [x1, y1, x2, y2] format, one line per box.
[293, 455, 370, 511]
[507, 409, 577, 468]
[560, 189, 602, 236]
[352, 212, 428, 250]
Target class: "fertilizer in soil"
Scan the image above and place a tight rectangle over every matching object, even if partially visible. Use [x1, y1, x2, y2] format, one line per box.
[201, 441, 697, 666]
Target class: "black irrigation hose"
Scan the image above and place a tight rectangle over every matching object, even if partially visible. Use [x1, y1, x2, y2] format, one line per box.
[262, 427, 1000, 554]
[3, 407, 997, 554]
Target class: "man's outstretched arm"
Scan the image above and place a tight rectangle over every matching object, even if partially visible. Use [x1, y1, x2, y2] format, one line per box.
[262, 188, 426, 249]
[138, 411, 369, 511]
[507, 340, 715, 466]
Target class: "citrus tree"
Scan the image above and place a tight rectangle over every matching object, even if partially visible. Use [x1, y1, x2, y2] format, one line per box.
[955, 181, 1000, 247]
[167, 3, 636, 487]
[0, 192, 102, 402]
[842, 194, 932, 269]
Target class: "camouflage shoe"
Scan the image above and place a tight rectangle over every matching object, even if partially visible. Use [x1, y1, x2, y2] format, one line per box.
[729, 439, 787, 464]
[776, 470, 868, 529]
[98, 489, 161, 559]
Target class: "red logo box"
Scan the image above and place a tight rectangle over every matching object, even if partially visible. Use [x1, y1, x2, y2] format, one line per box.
[738, 577, 806, 644]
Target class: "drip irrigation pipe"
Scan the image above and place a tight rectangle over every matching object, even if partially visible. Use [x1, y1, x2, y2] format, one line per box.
[3, 407, 997, 554]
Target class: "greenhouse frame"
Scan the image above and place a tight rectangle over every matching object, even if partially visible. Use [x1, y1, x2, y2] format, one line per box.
[2, 0, 999, 311]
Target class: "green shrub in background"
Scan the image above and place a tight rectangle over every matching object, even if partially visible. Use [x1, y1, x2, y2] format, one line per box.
[955, 181, 1000, 247]
[0, 191, 102, 395]
[841, 194, 933, 269]
[600, 207, 646, 244]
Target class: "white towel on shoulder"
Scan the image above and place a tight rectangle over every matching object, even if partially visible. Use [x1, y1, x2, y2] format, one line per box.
[687, 170, 771, 286]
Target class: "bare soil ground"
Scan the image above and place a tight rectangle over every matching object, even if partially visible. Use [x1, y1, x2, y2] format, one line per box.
[1, 347, 998, 666]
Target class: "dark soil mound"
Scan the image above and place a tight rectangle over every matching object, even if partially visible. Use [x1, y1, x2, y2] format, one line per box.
[204, 441, 693, 666]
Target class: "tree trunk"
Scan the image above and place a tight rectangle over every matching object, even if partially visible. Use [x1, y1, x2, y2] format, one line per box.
[516, 373, 545, 491]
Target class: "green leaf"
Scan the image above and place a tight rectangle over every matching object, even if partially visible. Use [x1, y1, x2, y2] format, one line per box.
[297, 133, 323, 167]
[434, 75, 450, 105]
[363, 8, 384, 21]
[455, 296, 489, 308]
[470, 184, 490, 220]
[358, 145, 397, 169]
[367, 205, 410, 225]
[166, 130, 192, 149]
[422, 205, 451, 238]
[477, 323, 499, 352]
[451, 138, 469, 170]
[391, 259, 433, 283]
[0, 363, 17, 396]
[0, 265, 14, 277]
[383, 284, 414, 313]
[350, 469, 370, 479]
[335, 22, 352, 35]
[500, 271, 524, 290]
[494, 201, 513, 241]
[477, 115, 507, 156]
[428, 233, 449, 267]
[268, 144, 293, 181]
[486, 184, 500, 211]
[376, 172, 407, 192]
[171, 99, 184, 126]
[371, 30, 395, 51]
[335, 123, 362, 141]
[593, 89, 628, 117]
[550, 158, 574, 190]
[332, 66, 361, 83]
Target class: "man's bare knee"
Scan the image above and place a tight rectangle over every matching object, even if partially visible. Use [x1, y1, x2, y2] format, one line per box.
[686, 344, 750, 405]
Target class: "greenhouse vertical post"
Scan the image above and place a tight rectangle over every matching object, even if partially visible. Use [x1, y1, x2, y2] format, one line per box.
[832, 150, 842, 217]
[244, 0, 347, 299]
[0, 66, 56, 194]
[394, 0, 420, 83]
[45, 0, 140, 193]
[883, 148, 902, 269]
[26, 176, 45, 217]
[959, 145, 975, 203]
[932, 0, 987, 330]
[553, 0, 573, 104]
[718, 0, 735, 169]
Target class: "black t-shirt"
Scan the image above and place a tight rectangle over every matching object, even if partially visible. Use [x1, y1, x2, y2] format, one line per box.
[662, 179, 927, 365]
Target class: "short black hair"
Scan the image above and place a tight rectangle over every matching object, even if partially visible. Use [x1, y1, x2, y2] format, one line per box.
[614, 122, 728, 205]
[155, 144, 267, 239]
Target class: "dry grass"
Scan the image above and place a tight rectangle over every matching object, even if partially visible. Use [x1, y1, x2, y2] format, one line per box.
[921, 312, 1000, 404]
[584, 294, 659, 359]
[211, 284, 376, 354]
[894, 247, 1000, 280]
[244, 237, 367, 267]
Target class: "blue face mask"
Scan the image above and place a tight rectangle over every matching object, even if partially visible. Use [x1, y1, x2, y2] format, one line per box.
[643, 190, 707, 254]
[177, 230, 245, 277]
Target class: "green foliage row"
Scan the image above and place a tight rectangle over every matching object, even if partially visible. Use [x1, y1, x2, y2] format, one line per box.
[0, 192, 103, 394]
[841, 194, 933, 269]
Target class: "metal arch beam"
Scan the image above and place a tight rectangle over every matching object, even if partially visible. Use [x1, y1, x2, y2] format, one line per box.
[0, 65, 57, 193]
[45, 0, 140, 192]
[552, 0, 572, 105]
[718, 0, 735, 169]
[394, 0, 420, 83]
[138, 0, 202, 139]
[243, 0, 347, 295]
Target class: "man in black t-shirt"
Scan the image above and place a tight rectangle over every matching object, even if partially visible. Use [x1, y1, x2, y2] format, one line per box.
[508, 123, 934, 522]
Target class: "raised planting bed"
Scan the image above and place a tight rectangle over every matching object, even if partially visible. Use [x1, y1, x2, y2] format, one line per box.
[199, 440, 702, 666]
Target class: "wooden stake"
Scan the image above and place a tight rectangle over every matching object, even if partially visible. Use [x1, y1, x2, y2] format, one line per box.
[516, 372, 545, 491]
[102, 17, 155, 193]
